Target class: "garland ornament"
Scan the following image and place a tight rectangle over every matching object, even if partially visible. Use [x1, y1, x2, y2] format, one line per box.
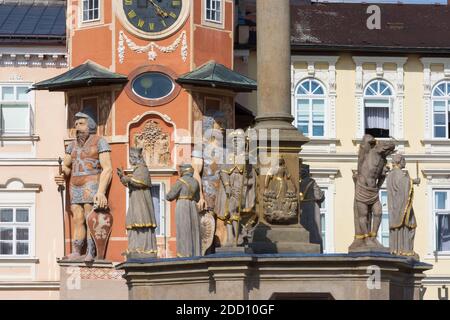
[118, 30, 188, 64]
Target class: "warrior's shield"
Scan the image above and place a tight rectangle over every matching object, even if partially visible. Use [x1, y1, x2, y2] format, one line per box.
[87, 209, 113, 260]
[200, 211, 216, 255]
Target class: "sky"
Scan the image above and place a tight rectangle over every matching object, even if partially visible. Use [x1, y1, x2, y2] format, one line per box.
[313, 0, 447, 3]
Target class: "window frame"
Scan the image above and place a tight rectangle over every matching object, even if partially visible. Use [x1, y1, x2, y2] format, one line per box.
[125, 180, 168, 238]
[295, 78, 327, 139]
[151, 182, 167, 237]
[81, 0, 101, 23]
[432, 189, 450, 254]
[362, 79, 394, 139]
[0, 207, 33, 257]
[431, 81, 450, 140]
[378, 189, 390, 248]
[319, 187, 329, 253]
[0, 83, 34, 137]
[202, 0, 225, 29]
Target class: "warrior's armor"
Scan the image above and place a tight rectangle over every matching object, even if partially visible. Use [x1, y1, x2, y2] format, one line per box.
[66, 135, 111, 204]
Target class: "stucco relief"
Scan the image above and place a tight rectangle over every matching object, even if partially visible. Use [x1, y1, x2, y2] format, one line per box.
[134, 120, 172, 168]
[118, 30, 188, 64]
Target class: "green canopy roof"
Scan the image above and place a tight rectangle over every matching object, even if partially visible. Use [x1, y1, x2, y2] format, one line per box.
[176, 61, 257, 92]
[31, 60, 128, 92]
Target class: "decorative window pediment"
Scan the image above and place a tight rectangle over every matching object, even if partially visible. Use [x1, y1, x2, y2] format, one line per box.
[291, 56, 339, 153]
[353, 56, 407, 152]
[421, 58, 450, 153]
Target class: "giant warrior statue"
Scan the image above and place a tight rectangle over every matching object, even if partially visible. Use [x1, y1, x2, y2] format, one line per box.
[55, 110, 113, 262]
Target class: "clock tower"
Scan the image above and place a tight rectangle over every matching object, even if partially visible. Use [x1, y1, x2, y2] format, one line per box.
[54, 0, 245, 262]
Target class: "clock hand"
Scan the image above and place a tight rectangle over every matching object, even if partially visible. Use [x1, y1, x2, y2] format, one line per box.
[147, 0, 169, 18]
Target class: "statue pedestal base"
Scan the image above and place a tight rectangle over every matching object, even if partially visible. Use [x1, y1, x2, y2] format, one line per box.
[250, 224, 320, 254]
[348, 238, 391, 254]
[117, 253, 432, 300]
[58, 260, 128, 300]
[215, 246, 253, 254]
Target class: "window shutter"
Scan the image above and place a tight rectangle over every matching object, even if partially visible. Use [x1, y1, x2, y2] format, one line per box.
[160, 182, 166, 237]
[29, 105, 34, 136]
[389, 97, 395, 138]
[0, 105, 3, 136]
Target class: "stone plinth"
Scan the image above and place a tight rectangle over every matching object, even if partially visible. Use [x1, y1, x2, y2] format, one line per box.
[58, 260, 128, 300]
[251, 224, 320, 254]
[117, 253, 432, 300]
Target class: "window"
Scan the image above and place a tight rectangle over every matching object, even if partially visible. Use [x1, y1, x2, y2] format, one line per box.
[132, 72, 175, 100]
[82, 0, 100, 22]
[151, 183, 166, 237]
[432, 81, 450, 139]
[295, 79, 326, 138]
[364, 80, 393, 138]
[433, 190, 450, 252]
[0, 207, 31, 256]
[205, 0, 222, 23]
[0, 85, 33, 136]
[378, 190, 390, 247]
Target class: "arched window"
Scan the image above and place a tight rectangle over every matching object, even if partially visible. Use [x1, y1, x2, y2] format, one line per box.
[432, 81, 450, 139]
[295, 79, 326, 137]
[363, 80, 394, 138]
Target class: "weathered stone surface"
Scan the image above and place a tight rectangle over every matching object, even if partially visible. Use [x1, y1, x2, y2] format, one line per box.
[59, 261, 127, 300]
[117, 253, 432, 300]
[215, 246, 253, 254]
[250, 224, 320, 254]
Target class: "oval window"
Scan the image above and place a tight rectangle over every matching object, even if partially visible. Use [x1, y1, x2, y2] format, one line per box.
[131, 72, 174, 100]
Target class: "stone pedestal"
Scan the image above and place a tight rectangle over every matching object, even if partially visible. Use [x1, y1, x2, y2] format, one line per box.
[117, 253, 432, 300]
[58, 260, 127, 300]
[251, 224, 320, 253]
[215, 246, 253, 254]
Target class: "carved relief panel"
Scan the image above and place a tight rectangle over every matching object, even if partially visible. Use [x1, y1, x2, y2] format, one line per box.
[129, 115, 174, 169]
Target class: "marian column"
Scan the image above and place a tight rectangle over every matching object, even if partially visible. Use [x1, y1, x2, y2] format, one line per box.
[250, 0, 320, 253]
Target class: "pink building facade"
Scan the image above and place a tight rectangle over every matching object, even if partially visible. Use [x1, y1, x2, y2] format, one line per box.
[0, 1, 67, 299]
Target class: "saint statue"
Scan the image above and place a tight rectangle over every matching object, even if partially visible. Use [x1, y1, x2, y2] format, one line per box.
[166, 164, 202, 257]
[54, 110, 113, 262]
[215, 130, 257, 247]
[299, 164, 325, 252]
[117, 147, 158, 259]
[349, 134, 395, 252]
[386, 154, 419, 259]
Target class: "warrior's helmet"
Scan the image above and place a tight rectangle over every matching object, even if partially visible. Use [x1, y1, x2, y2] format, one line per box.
[75, 108, 97, 134]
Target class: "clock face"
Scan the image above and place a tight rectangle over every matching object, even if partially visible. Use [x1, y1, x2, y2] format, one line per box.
[122, 0, 183, 34]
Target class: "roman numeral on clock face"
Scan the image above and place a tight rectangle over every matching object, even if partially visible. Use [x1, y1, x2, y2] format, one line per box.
[128, 10, 137, 19]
